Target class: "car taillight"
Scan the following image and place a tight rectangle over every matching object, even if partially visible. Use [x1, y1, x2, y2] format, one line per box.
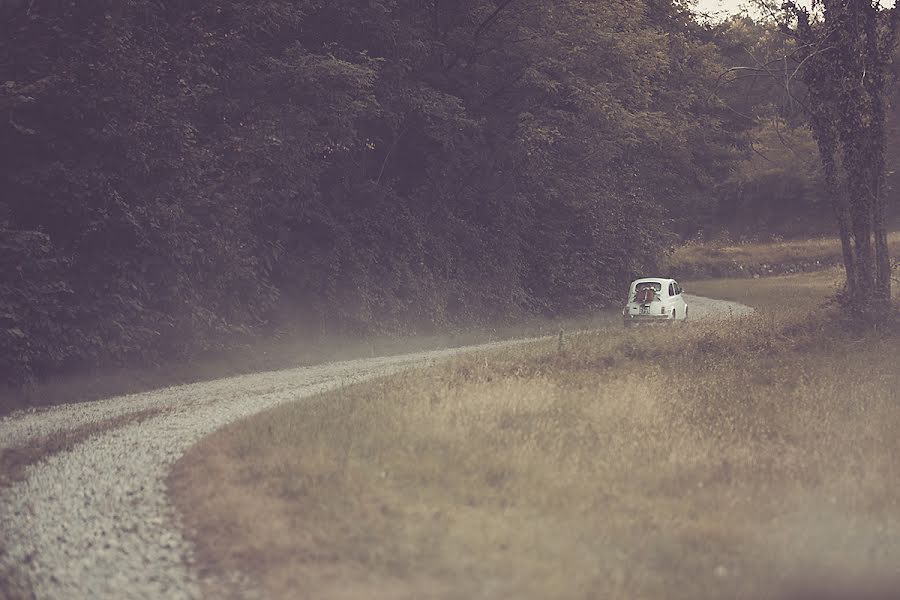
[660, 306, 665, 314]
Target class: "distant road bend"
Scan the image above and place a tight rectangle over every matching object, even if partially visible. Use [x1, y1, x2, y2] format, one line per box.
[0, 295, 752, 599]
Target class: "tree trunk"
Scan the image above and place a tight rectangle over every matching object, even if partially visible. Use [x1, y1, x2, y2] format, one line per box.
[873, 197, 892, 300]
[861, 2, 894, 303]
[849, 170, 876, 303]
[825, 158, 858, 292]
[835, 201, 857, 293]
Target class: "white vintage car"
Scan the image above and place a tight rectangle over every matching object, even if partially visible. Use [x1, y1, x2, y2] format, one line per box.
[622, 277, 688, 327]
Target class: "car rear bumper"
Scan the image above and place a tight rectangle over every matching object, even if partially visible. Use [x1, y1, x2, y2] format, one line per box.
[623, 314, 673, 325]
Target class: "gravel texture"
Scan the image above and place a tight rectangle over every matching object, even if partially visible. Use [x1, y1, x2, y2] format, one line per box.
[0, 295, 751, 599]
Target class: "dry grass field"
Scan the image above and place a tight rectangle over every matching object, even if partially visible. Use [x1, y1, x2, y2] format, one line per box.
[668, 231, 900, 279]
[171, 268, 900, 600]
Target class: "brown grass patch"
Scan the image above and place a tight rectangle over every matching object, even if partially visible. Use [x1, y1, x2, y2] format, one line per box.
[684, 268, 844, 308]
[668, 232, 900, 279]
[171, 271, 900, 600]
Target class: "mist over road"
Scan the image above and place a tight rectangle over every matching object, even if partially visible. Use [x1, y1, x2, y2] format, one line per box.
[0, 295, 751, 599]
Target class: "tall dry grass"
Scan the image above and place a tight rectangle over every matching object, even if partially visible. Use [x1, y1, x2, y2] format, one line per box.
[171, 270, 900, 600]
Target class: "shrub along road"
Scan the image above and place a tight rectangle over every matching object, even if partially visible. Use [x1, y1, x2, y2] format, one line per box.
[0, 295, 750, 599]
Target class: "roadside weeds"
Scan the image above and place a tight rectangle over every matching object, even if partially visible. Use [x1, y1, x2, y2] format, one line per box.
[170, 269, 900, 600]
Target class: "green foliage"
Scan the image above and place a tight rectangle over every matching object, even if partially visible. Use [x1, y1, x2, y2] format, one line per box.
[0, 228, 74, 384]
[0, 0, 749, 385]
[716, 118, 828, 235]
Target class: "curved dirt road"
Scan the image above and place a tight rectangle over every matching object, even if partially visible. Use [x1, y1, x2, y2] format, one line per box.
[0, 295, 751, 599]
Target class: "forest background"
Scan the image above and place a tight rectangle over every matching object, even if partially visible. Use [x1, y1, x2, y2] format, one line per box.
[1, 0, 898, 386]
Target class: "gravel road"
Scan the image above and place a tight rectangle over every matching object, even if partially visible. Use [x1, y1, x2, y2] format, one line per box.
[0, 295, 752, 599]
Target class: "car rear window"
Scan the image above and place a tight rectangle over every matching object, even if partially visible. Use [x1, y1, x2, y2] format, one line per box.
[632, 282, 661, 303]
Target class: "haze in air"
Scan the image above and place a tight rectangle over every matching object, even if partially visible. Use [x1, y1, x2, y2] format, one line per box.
[1, 1, 898, 599]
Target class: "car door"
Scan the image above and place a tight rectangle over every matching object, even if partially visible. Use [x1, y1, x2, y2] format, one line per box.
[667, 282, 677, 317]
[673, 281, 686, 317]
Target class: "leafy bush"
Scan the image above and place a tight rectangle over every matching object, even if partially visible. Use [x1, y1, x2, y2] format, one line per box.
[0, 0, 748, 386]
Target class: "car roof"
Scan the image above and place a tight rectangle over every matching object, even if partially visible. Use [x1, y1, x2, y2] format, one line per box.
[631, 277, 674, 285]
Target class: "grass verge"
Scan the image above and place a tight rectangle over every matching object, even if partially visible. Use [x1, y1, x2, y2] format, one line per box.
[668, 231, 900, 279]
[171, 269, 900, 599]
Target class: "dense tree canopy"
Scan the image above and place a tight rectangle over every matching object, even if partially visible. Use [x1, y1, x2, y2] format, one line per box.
[0, 0, 860, 384]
